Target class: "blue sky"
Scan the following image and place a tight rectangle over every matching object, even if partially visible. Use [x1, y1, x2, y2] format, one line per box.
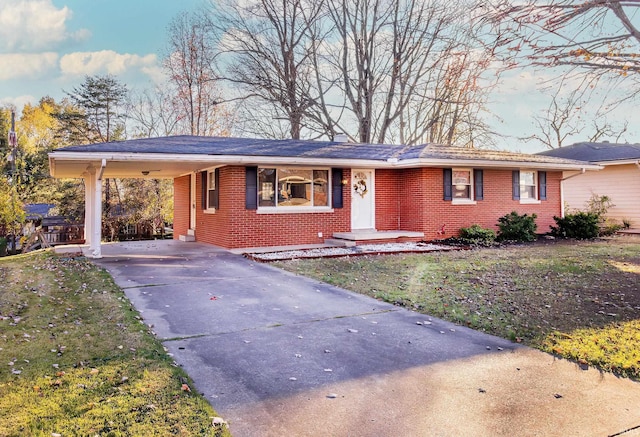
[0, 0, 637, 153]
[0, 0, 201, 107]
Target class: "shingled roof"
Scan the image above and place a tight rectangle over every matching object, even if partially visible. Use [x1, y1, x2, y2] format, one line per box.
[538, 142, 640, 163]
[56, 135, 590, 165]
[49, 135, 601, 179]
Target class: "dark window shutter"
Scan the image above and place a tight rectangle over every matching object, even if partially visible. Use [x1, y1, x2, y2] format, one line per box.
[332, 168, 343, 209]
[474, 169, 484, 201]
[201, 171, 207, 210]
[512, 170, 520, 200]
[538, 171, 547, 200]
[212, 168, 220, 209]
[245, 166, 258, 210]
[443, 168, 452, 200]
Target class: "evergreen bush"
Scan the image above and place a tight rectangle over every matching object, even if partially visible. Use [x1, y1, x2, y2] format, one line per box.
[551, 212, 599, 239]
[459, 224, 496, 245]
[496, 211, 537, 242]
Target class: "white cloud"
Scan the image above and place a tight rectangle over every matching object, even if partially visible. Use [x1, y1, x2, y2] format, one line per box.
[0, 52, 58, 80]
[0, 94, 36, 111]
[0, 0, 89, 52]
[141, 65, 169, 85]
[59, 50, 158, 76]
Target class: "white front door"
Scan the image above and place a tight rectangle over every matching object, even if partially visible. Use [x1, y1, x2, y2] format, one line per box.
[351, 169, 375, 230]
[190, 173, 197, 230]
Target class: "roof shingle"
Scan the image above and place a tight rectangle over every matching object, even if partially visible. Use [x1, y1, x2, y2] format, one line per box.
[538, 142, 640, 163]
[57, 135, 589, 166]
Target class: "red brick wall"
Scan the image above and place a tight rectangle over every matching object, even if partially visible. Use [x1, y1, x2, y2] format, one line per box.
[386, 168, 562, 240]
[175, 166, 562, 248]
[188, 166, 352, 249]
[173, 175, 190, 240]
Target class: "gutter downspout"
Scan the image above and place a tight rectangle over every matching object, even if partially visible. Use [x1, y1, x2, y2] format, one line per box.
[635, 160, 640, 172]
[560, 168, 586, 217]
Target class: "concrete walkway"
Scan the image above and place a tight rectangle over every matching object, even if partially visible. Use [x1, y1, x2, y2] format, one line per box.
[90, 240, 640, 437]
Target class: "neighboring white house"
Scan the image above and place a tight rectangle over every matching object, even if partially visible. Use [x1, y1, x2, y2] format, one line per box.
[539, 142, 640, 227]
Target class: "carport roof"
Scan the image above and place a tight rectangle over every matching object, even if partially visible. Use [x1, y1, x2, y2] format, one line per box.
[49, 135, 599, 179]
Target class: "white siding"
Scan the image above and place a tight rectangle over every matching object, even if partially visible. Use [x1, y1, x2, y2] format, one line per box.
[563, 164, 640, 226]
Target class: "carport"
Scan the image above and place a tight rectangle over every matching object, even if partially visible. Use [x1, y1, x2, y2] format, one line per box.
[48, 145, 218, 258]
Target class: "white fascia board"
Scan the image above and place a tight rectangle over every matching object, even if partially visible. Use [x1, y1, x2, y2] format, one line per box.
[594, 159, 640, 166]
[48, 152, 389, 168]
[395, 158, 602, 171]
[48, 151, 603, 172]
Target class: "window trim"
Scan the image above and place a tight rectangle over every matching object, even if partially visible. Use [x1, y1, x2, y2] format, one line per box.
[444, 168, 483, 203]
[451, 168, 474, 204]
[256, 166, 332, 212]
[203, 167, 219, 213]
[518, 169, 541, 204]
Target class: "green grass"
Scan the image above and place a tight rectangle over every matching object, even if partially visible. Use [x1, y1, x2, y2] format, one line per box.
[0, 251, 230, 436]
[274, 238, 640, 379]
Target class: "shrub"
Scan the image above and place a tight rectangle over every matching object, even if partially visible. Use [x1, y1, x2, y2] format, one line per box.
[600, 220, 624, 237]
[585, 194, 614, 219]
[459, 224, 496, 245]
[496, 211, 537, 242]
[551, 212, 599, 239]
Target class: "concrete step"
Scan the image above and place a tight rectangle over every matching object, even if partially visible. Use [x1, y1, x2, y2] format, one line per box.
[324, 238, 357, 247]
[179, 234, 196, 242]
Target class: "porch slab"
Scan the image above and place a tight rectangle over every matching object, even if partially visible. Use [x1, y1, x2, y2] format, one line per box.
[231, 243, 340, 255]
[617, 228, 640, 237]
[332, 230, 425, 241]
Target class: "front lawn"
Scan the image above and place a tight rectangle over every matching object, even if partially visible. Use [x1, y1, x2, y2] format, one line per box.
[0, 252, 230, 436]
[274, 238, 640, 378]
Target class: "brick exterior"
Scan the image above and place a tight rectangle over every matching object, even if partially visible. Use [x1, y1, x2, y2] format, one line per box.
[180, 166, 352, 249]
[174, 166, 562, 248]
[173, 175, 190, 239]
[389, 168, 562, 240]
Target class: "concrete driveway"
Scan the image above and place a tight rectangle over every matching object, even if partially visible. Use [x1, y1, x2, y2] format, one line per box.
[91, 240, 640, 437]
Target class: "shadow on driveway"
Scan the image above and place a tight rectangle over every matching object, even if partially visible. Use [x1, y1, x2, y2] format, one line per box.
[92, 240, 640, 437]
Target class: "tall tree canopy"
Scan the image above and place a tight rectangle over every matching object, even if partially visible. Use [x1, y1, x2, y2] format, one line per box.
[61, 74, 128, 144]
[487, 1, 638, 147]
[211, 0, 499, 146]
[164, 10, 229, 136]
[489, 1, 640, 77]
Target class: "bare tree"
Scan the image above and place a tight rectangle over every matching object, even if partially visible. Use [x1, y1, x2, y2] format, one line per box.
[322, 0, 500, 145]
[488, 1, 640, 92]
[164, 10, 224, 136]
[212, 0, 325, 140]
[398, 41, 499, 147]
[209, 0, 498, 145]
[128, 87, 181, 138]
[522, 80, 629, 149]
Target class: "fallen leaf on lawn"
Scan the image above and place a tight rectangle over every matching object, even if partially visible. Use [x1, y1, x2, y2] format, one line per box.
[181, 383, 191, 392]
[90, 368, 99, 375]
[212, 417, 228, 428]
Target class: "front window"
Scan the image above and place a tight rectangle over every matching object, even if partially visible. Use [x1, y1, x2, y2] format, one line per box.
[520, 171, 537, 200]
[258, 167, 329, 208]
[207, 170, 217, 209]
[452, 169, 472, 200]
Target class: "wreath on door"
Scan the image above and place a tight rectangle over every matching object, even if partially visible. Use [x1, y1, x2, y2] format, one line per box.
[353, 172, 368, 198]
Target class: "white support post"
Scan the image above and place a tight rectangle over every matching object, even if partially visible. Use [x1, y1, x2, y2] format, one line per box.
[84, 161, 106, 258]
[84, 169, 95, 248]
